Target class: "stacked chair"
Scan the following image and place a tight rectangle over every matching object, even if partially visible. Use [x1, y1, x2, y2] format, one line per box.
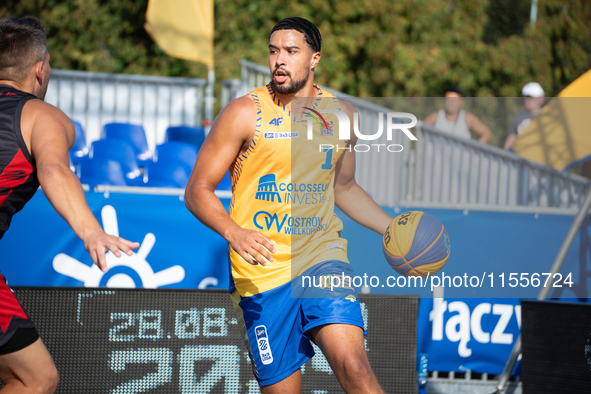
[69, 120, 89, 167]
[143, 142, 197, 188]
[103, 123, 152, 166]
[79, 139, 143, 187]
[72, 122, 231, 190]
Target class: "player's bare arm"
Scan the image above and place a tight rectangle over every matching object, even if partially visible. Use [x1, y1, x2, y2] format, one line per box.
[333, 101, 393, 236]
[185, 96, 276, 266]
[21, 100, 139, 272]
[466, 112, 492, 144]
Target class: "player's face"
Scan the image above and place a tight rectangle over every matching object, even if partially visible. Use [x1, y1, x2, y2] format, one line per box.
[444, 91, 464, 114]
[268, 30, 318, 95]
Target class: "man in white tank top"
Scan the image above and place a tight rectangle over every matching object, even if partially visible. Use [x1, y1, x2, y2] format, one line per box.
[424, 86, 492, 143]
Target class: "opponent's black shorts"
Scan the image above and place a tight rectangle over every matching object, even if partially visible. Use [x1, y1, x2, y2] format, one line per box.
[0, 274, 39, 355]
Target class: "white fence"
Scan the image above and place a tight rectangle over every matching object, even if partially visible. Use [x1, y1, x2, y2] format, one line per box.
[222, 60, 590, 212]
[408, 124, 589, 211]
[46, 69, 207, 151]
[50, 65, 589, 212]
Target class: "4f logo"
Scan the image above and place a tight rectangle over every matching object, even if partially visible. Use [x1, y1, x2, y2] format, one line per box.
[269, 117, 283, 126]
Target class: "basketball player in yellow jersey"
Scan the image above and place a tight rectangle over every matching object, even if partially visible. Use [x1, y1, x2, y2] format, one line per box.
[186, 17, 393, 393]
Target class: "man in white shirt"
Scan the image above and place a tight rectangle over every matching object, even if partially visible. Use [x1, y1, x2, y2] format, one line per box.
[504, 82, 545, 150]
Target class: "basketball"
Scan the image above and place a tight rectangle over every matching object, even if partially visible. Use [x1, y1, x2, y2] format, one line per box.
[382, 211, 450, 277]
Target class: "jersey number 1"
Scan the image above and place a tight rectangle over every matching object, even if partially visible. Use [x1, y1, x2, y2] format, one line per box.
[322, 147, 333, 170]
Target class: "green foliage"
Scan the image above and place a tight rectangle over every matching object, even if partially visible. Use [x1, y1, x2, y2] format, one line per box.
[2, 0, 590, 101]
[0, 0, 207, 77]
[215, 0, 591, 99]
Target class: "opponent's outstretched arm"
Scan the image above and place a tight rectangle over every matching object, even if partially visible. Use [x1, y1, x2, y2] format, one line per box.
[333, 102, 392, 235]
[185, 97, 275, 266]
[23, 100, 139, 272]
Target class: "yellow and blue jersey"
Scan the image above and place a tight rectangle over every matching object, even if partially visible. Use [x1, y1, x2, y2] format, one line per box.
[228, 83, 350, 297]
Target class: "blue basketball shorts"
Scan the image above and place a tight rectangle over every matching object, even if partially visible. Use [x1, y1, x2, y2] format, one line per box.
[231, 260, 365, 386]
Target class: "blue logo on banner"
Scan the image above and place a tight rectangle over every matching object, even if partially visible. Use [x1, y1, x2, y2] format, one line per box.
[418, 297, 522, 374]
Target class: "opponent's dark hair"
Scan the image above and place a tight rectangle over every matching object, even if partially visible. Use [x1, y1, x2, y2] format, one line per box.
[0, 17, 47, 82]
[270, 17, 321, 53]
[443, 85, 464, 97]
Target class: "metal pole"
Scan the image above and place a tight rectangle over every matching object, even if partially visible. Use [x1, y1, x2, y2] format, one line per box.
[536, 188, 591, 299]
[205, 66, 214, 135]
[493, 335, 521, 393]
[494, 186, 591, 393]
[530, 0, 538, 31]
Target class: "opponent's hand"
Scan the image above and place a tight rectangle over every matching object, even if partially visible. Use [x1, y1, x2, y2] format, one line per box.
[83, 229, 140, 272]
[228, 227, 276, 266]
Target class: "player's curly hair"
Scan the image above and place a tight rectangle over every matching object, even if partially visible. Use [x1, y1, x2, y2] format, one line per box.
[270, 17, 321, 53]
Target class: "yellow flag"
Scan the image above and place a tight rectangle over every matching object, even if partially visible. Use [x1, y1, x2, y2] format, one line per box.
[558, 70, 591, 98]
[144, 0, 213, 66]
[512, 71, 591, 171]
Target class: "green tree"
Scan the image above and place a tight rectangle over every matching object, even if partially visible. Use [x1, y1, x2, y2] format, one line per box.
[2, 0, 590, 103]
[0, 0, 207, 77]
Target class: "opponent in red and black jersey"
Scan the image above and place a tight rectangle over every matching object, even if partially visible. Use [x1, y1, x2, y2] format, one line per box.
[0, 85, 40, 348]
[0, 85, 40, 240]
[0, 18, 139, 392]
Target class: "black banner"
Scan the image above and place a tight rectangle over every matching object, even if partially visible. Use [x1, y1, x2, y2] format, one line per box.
[10, 287, 418, 393]
[522, 300, 591, 394]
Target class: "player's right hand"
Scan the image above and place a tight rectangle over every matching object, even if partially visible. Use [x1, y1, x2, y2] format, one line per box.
[83, 229, 140, 273]
[228, 227, 276, 266]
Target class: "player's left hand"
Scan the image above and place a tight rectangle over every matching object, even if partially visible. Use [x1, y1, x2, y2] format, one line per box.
[83, 229, 140, 272]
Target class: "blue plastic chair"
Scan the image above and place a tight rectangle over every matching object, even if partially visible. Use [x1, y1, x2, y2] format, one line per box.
[69, 120, 89, 165]
[155, 141, 198, 169]
[103, 122, 152, 166]
[90, 139, 143, 186]
[143, 160, 192, 188]
[165, 126, 206, 152]
[78, 157, 126, 188]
